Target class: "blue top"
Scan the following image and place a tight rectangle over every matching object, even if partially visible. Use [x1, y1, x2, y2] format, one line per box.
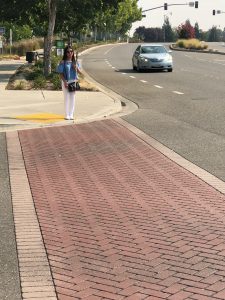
[57, 61, 78, 81]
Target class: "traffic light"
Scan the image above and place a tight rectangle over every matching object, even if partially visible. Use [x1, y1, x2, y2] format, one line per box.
[164, 3, 168, 10]
[194, 1, 198, 8]
[212, 9, 216, 15]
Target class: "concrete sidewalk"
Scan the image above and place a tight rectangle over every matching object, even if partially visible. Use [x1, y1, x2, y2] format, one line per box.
[0, 89, 121, 129]
[0, 59, 136, 132]
[0, 92, 121, 135]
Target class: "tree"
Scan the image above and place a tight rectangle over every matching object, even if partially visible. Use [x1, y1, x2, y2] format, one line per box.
[144, 28, 163, 42]
[177, 19, 195, 39]
[114, 0, 142, 35]
[0, 23, 33, 42]
[133, 26, 146, 40]
[208, 26, 222, 42]
[222, 28, 225, 42]
[44, 0, 57, 76]
[87, 0, 141, 41]
[0, 0, 125, 76]
[1, 0, 142, 74]
[162, 17, 176, 42]
[0, 0, 53, 75]
[194, 22, 201, 40]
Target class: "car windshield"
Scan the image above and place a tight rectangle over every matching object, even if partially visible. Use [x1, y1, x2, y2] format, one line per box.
[140, 46, 167, 54]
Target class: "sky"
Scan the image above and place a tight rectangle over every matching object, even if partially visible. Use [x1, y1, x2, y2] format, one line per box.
[130, 0, 225, 35]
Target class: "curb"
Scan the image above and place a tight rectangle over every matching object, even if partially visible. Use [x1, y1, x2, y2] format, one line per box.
[7, 131, 57, 300]
[115, 118, 225, 195]
[79, 43, 138, 119]
[82, 66, 138, 119]
[170, 44, 225, 55]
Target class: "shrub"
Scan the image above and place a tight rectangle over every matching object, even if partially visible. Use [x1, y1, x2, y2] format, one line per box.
[51, 54, 61, 71]
[177, 40, 185, 48]
[25, 65, 42, 80]
[176, 39, 208, 50]
[35, 59, 44, 69]
[33, 75, 46, 89]
[50, 73, 61, 90]
[14, 81, 26, 90]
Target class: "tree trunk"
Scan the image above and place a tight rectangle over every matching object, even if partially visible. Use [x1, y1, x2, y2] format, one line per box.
[44, 0, 57, 77]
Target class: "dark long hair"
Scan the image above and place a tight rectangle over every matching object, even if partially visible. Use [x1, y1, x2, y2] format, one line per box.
[62, 45, 75, 63]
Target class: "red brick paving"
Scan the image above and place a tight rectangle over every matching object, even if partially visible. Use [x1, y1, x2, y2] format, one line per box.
[18, 119, 225, 300]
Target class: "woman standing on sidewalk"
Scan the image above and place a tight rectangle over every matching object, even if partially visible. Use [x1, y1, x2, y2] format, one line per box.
[57, 45, 82, 120]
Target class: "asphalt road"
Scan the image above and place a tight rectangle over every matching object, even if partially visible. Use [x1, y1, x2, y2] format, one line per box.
[82, 42, 225, 181]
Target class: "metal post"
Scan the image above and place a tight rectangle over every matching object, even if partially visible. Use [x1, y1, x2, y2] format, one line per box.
[163, 15, 166, 42]
[10, 29, 12, 54]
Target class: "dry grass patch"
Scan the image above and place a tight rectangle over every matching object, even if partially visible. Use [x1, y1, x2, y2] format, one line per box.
[6, 65, 33, 90]
[176, 39, 208, 50]
[0, 54, 20, 60]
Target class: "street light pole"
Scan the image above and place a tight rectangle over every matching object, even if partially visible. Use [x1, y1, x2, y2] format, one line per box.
[213, 9, 225, 15]
[141, 1, 198, 42]
[142, 1, 198, 13]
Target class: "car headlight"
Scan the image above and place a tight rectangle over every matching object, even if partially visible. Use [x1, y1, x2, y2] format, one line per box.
[140, 57, 148, 62]
[164, 55, 172, 62]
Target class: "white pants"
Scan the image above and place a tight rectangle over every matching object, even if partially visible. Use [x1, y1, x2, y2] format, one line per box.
[62, 81, 76, 119]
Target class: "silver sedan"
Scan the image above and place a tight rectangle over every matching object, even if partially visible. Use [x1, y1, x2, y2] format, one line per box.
[132, 44, 173, 72]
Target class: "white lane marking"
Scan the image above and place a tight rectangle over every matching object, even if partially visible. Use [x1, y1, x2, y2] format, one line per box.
[154, 85, 163, 89]
[213, 61, 225, 66]
[129, 76, 136, 79]
[140, 80, 147, 83]
[112, 66, 115, 69]
[104, 43, 124, 55]
[104, 46, 116, 55]
[173, 91, 184, 95]
[122, 73, 127, 75]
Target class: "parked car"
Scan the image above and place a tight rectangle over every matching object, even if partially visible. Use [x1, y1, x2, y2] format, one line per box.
[132, 44, 173, 72]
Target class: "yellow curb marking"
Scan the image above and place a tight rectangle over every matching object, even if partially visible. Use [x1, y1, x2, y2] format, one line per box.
[15, 113, 64, 123]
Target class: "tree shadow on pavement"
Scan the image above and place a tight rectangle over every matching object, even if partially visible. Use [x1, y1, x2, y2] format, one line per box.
[116, 68, 136, 74]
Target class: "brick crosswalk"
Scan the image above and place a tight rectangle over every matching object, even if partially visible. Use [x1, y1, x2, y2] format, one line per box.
[17, 119, 225, 300]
